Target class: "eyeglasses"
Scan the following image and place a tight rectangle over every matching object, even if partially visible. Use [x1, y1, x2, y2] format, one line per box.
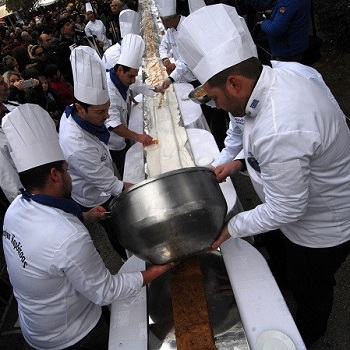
[36, 51, 45, 56]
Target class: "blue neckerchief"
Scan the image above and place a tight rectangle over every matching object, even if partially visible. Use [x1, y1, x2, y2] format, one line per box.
[65, 105, 110, 145]
[109, 68, 128, 101]
[20, 188, 84, 222]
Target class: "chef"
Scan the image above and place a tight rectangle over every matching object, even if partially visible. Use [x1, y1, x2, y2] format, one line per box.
[177, 4, 350, 348]
[105, 33, 162, 177]
[85, 2, 111, 52]
[59, 46, 128, 260]
[2, 103, 175, 349]
[0, 75, 21, 206]
[103, 9, 141, 70]
[156, 0, 199, 89]
[157, 0, 229, 151]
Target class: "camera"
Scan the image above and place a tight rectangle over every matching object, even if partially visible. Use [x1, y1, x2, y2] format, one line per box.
[22, 79, 34, 89]
[256, 11, 267, 22]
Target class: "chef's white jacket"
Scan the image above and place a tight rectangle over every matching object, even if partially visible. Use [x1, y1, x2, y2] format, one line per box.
[105, 74, 155, 151]
[2, 197, 143, 349]
[0, 128, 22, 202]
[159, 16, 197, 83]
[85, 19, 111, 51]
[213, 61, 346, 168]
[59, 112, 123, 207]
[227, 65, 350, 248]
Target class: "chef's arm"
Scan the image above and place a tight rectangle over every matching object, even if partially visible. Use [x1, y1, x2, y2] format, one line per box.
[210, 224, 231, 251]
[162, 58, 176, 75]
[83, 206, 107, 225]
[111, 124, 153, 146]
[141, 261, 177, 286]
[214, 159, 246, 183]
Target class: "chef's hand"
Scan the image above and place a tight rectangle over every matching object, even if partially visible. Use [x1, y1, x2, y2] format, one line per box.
[83, 206, 107, 225]
[161, 78, 173, 90]
[214, 159, 244, 183]
[210, 224, 231, 251]
[153, 85, 165, 93]
[162, 58, 176, 74]
[165, 63, 176, 75]
[136, 133, 153, 146]
[123, 182, 134, 191]
[141, 261, 178, 286]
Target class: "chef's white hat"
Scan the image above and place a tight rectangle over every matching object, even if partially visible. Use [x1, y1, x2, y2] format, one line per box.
[119, 9, 141, 38]
[188, 0, 206, 13]
[2, 104, 65, 173]
[103, 43, 121, 70]
[71, 46, 109, 105]
[85, 2, 93, 13]
[177, 4, 258, 84]
[156, 0, 176, 17]
[117, 33, 145, 70]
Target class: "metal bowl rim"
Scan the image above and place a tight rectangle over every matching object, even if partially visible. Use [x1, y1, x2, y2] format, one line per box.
[188, 85, 211, 104]
[109, 166, 216, 207]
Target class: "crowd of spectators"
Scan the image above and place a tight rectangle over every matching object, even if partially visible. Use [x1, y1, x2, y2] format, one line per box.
[0, 0, 140, 125]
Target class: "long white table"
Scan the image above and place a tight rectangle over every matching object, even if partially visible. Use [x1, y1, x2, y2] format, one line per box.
[108, 84, 306, 350]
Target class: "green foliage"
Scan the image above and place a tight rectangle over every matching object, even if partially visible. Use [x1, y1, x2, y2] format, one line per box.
[4, 0, 38, 13]
[314, 0, 350, 52]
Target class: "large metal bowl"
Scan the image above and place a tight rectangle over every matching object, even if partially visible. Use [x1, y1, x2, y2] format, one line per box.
[109, 167, 227, 264]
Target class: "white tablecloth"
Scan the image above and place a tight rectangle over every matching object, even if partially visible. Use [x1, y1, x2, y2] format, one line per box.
[221, 238, 306, 350]
[108, 256, 147, 350]
[172, 82, 210, 131]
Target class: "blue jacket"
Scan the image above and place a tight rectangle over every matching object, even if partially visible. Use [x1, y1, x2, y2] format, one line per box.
[261, 0, 311, 57]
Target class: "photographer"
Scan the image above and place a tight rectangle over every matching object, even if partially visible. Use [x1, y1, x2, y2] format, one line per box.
[2, 70, 39, 106]
[259, 0, 311, 62]
[55, 16, 80, 85]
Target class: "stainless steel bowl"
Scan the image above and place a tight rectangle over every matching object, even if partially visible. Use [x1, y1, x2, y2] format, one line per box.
[109, 167, 227, 264]
[188, 85, 211, 105]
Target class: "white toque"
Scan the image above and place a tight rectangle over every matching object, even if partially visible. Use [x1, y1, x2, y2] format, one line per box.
[177, 4, 258, 84]
[71, 46, 110, 105]
[2, 104, 65, 172]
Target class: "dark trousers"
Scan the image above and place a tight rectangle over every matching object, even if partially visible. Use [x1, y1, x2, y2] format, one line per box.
[109, 148, 127, 180]
[80, 200, 127, 261]
[261, 230, 350, 348]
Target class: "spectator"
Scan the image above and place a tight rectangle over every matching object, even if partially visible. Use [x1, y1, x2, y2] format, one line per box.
[11, 46, 32, 72]
[3, 70, 28, 105]
[20, 30, 35, 48]
[39, 75, 64, 127]
[259, 0, 311, 62]
[27, 44, 48, 75]
[45, 63, 74, 107]
[105, 0, 128, 44]
[72, 13, 86, 31]
[2, 55, 20, 73]
[21, 68, 47, 109]
[55, 16, 77, 85]
[38, 30, 59, 66]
